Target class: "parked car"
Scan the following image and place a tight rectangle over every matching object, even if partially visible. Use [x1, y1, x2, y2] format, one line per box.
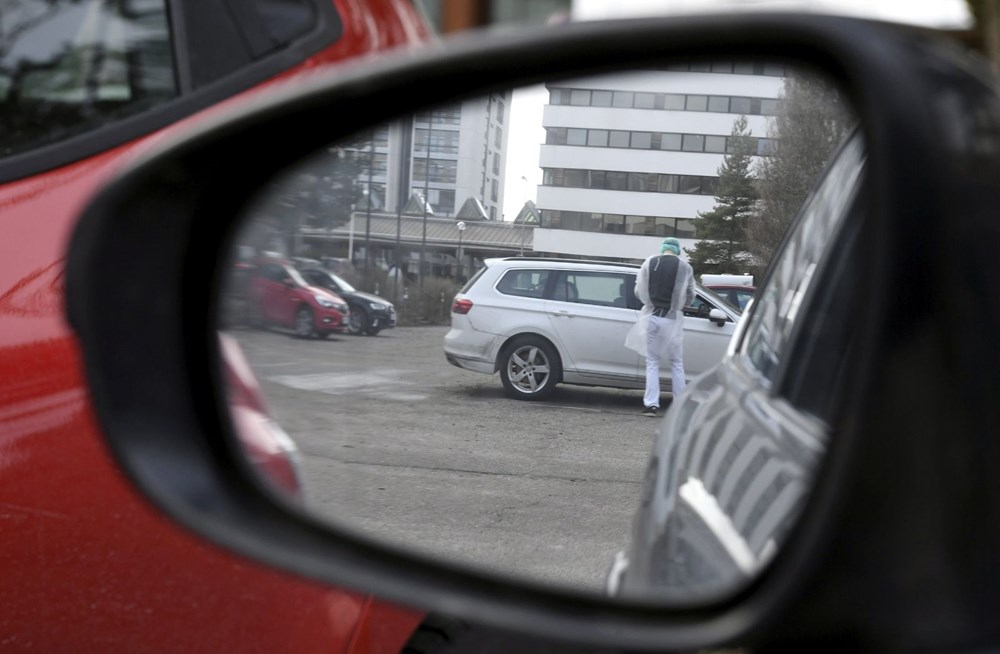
[299, 267, 397, 335]
[444, 257, 740, 400]
[704, 284, 756, 311]
[249, 259, 351, 338]
[608, 131, 865, 602]
[0, 0, 432, 650]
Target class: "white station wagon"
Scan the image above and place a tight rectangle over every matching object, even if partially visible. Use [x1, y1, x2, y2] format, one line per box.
[444, 257, 741, 400]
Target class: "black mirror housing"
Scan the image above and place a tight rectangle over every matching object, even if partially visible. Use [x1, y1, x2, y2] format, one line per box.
[65, 14, 1000, 652]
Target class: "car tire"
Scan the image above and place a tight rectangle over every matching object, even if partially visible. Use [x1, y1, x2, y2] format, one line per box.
[499, 336, 560, 400]
[347, 306, 369, 335]
[293, 306, 314, 338]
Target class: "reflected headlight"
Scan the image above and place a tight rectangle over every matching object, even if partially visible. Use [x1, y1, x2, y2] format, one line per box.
[369, 301, 387, 310]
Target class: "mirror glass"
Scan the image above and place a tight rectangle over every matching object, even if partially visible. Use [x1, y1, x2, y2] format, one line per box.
[217, 61, 859, 603]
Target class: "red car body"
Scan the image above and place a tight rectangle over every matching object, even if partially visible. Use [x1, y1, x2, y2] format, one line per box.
[249, 259, 351, 337]
[0, 1, 429, 651]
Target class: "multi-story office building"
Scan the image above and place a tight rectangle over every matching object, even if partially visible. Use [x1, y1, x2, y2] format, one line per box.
[533, 63, 784, 262]
[353, 92, 510, 222]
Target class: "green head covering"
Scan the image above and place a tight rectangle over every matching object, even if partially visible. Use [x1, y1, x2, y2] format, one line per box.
[660, 237, 681, 255]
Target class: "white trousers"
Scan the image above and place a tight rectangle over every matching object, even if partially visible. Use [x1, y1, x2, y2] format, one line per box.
[644, 314, 685, 408]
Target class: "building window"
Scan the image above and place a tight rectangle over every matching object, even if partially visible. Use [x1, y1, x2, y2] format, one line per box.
[373, 125, 390, 148]
[369, 153, 388, 177]
[729, 97, 752, 114]
[682, 134, 705, 152]
[570, 89, 591, 105]
[686, 95, 708, 111]
[634, 92, 655, 109]
[429, 189, 455, 213]
[546, 86, 781, 116]
[661, 133, 683, 150]
[493, 152, 501, 174]
[542, 167, 716, 196]
[631, 132, 652, 149]
[567, 128, 587, 145]
[414, 128, 459, 154]
[612, 91, 634, 108]
[664, 94, 686, 110]
[705, 135, 727, 153]
[609, 130, 630, 148]
[495, 126, 503, 147]
[708, 96, 730, 112]
[758, 138, 780, 155]
[416, 106, 461, 125]
[543, 126, 777, 156]
[587, 129, 608, 147]
[541, 210, 695, 236]
[592, 90, 613, 106]
[491, 179, 499, 202]
[412, 158, 457, 183]
[496, 99, 505, 124]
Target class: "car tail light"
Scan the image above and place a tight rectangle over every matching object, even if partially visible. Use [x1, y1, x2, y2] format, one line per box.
[452, 298, 473, 314]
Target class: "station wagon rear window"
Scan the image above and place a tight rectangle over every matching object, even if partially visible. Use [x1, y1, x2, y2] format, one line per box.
[496, 269, 550, 298]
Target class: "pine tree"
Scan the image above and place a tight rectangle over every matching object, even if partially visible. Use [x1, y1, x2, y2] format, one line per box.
[685, 115, 758, 275]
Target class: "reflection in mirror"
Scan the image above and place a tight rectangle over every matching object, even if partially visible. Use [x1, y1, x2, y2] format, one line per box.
[217, 62, 858, 603]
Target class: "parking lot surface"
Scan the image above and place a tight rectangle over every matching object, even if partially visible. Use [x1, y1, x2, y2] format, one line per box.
[229, 325, 664, 593]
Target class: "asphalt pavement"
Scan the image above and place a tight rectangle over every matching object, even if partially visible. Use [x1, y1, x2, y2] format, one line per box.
[228, 324, 665, 595]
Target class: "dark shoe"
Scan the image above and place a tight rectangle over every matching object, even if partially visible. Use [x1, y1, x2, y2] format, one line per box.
[641, 405, 658, 417]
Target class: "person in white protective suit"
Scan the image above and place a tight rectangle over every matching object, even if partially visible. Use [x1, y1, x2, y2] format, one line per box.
[625, 237, 695, 417]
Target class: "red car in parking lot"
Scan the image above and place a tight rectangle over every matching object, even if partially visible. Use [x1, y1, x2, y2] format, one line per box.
[0, 0, 430, 651]
[249, 258, 351, 338]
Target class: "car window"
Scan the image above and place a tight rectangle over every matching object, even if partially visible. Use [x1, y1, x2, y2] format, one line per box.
[327, 272, 355, 292]
[554, 271, 633, 307]
[259, 264, 284, 282]
[739, 133, 866, 388]
[496, 269, 550, 298]
[460, 267, 488, 294]
[685, 292, 732, 320]
[180, 0, 319, 89]
[1, 0, 176, 159]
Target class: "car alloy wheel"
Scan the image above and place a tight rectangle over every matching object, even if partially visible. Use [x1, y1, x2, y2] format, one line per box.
[347, 306, 368, 335]
[499, 336, 560, 400]
[294, 306, 314, 338]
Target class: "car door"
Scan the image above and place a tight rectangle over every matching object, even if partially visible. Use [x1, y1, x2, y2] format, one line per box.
[681, 292, 738, 377]
[256, 263, 292, 324]
[545, 270, 642, 384]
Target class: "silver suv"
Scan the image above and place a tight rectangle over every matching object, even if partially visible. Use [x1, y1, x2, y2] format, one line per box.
[444, 257, 740, 400]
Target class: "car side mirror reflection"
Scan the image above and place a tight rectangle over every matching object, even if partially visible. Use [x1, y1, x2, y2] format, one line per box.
[217, 63, 856, 604]
[709, 308, 728, 326]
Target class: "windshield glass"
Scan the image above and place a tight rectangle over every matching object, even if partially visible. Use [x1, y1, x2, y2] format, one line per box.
[286, 266, 309, 287]
[699, 284, 741, 314]
[328, 271, 356, 292]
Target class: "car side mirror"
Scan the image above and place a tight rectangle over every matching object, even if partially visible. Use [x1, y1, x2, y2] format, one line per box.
[65, 12, 1000, 653]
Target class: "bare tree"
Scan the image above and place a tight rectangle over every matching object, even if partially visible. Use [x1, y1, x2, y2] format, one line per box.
[748, 73, 854, 270]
